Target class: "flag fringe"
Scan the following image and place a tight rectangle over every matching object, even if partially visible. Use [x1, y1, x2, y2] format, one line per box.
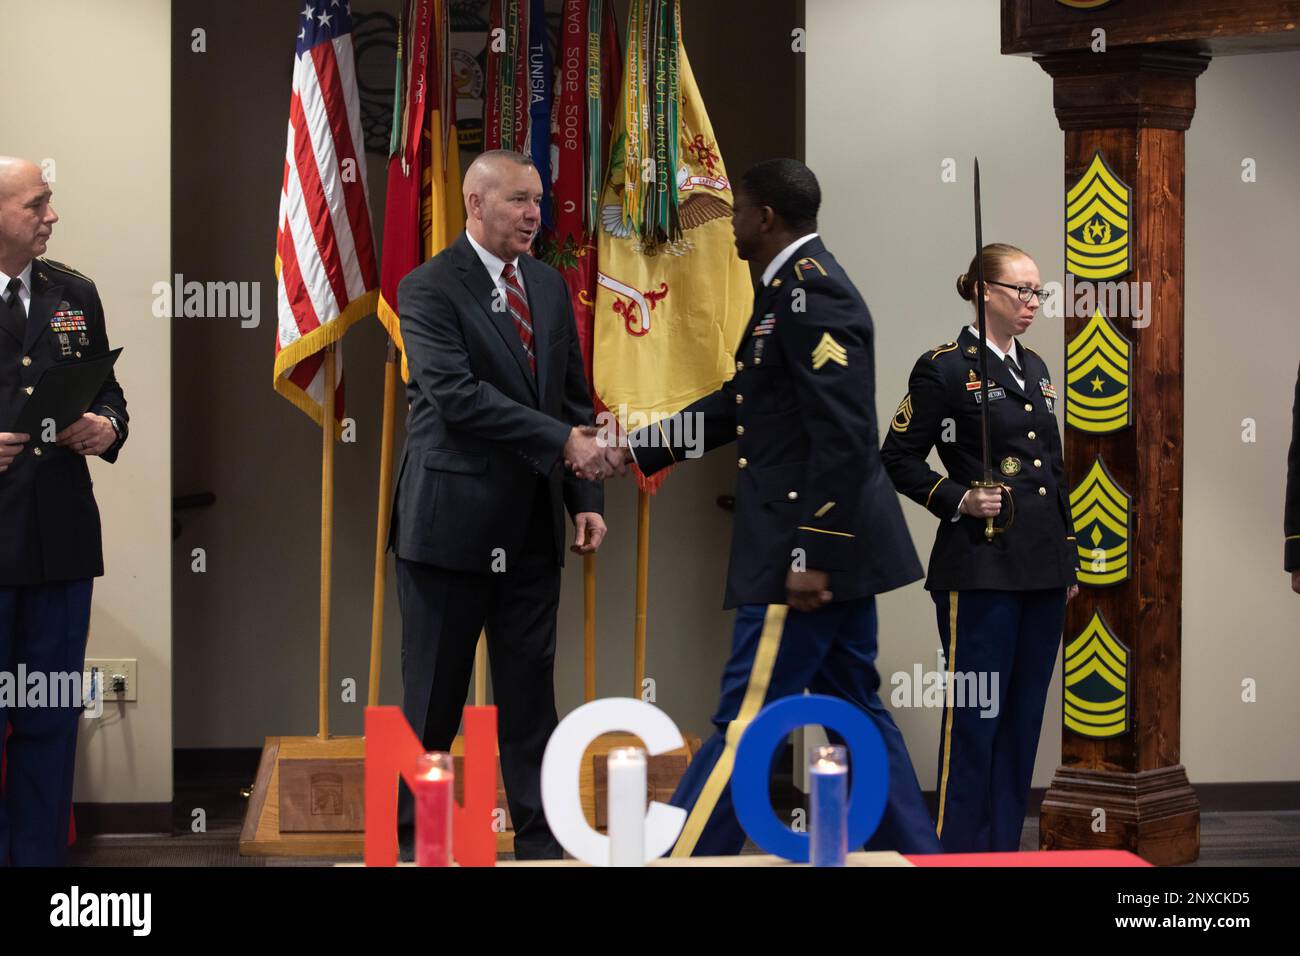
[272, 288, 379, 437]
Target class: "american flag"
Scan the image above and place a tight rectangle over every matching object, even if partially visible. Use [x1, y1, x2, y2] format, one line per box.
[274, 0, 379, 429]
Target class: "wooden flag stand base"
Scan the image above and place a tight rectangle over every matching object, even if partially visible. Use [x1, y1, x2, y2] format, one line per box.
[238, 731, 700, 859]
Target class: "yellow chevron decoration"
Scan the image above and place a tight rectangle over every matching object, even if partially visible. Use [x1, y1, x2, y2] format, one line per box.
[811, 332, 848, 370]
[891, 394, 913, 433]
[1066, 308, 1132, 433]
[1070, 457, 1131, 587]
[1066, 151, 1132, 280]
[1064, 610, 1129, 738]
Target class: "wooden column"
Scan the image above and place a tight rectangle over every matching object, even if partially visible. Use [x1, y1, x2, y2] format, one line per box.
[1034, 46, 1209, 865]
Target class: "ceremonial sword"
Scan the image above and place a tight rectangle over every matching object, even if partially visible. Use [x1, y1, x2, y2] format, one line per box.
[972, 158, 1011, 542]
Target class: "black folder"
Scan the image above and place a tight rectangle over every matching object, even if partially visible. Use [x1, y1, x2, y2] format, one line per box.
[12, 348, 123, 437]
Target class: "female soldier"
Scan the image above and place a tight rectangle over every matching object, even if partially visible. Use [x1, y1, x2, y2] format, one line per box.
[880, 243, 1079, 853]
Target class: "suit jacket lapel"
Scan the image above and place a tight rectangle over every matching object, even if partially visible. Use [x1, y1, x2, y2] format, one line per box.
[735, 280, 781, 353]
[452, 233, 539, 403]
[734, 236, 826, 352]
[0, 295, 24, 345]
[24, 265, 62, 355]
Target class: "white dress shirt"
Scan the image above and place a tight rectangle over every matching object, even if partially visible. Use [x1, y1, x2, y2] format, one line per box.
[467, 231, 527, 304]
[966, 324, 1025, 390]
[0, 262, 33, 315]
[761, 233, 819, 287]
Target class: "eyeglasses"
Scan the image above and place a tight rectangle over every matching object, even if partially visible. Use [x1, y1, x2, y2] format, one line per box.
[985, 279, 1049, 304]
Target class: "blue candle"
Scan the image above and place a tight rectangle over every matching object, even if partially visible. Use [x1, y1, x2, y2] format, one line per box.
[809, 745, 848, 866]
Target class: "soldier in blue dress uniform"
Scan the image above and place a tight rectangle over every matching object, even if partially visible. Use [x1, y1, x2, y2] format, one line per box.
[880, 243, 1078, 853]
[605, 159, 940, 856]
[0, 158, 128, 865]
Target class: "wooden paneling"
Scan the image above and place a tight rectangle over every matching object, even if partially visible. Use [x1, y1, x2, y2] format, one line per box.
[1003, 0, 1300, 57]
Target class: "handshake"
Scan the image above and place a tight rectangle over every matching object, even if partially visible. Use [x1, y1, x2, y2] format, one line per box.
[563, 425, 634, 482]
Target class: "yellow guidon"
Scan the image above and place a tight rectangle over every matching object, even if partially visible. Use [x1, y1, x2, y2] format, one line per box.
[1066, 151, 1132, 280]
[1066, 308, 1132, 434]
[1069, 456, 1131, 587]
[1064, 610, 1129, 738]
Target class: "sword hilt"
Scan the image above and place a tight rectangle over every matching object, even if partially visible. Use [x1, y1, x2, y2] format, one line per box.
[970, 479, 1015, 541]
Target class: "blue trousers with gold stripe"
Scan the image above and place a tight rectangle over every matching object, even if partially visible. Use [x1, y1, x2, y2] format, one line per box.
[931, 588, 1067, 853]
[0, 580, 93, 866]
[668, 597, 941, 857]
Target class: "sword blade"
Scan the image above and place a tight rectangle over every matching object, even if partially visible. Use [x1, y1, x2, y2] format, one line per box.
[973, 158, 993, 483]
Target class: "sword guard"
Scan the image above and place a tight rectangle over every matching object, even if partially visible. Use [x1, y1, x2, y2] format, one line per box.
[970, 480, 1016, 541]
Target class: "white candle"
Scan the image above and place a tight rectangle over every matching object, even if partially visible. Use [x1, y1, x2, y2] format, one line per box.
[607, 746, 647, 866]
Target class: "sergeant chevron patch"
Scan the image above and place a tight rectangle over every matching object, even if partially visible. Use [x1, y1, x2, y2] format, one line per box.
[1069, 457, 1132, 587]
[1066, 151, 1133, 280]
[811, 332, 848, 370]
[1064, 610, 1129, 738]
[891, 394, 913, 433]
[1066, 309, 1132, 433]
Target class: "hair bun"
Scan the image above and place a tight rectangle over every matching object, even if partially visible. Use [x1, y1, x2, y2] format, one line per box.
[956, 272, 972, 301]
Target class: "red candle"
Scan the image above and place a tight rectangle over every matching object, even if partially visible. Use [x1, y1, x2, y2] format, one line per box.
[414, 752, 454, 867]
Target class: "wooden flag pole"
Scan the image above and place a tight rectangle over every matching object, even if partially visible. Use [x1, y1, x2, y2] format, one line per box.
[633, 490, 650, 698]
[367, 340, 401, 707]
[474, 633, 488, 705]
[319, 344, 337, 741]
[584, 553, 596, 701]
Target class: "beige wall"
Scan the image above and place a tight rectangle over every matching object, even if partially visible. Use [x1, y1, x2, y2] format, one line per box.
[2, 0, 173, 804]
[808, 0, 1300, 786]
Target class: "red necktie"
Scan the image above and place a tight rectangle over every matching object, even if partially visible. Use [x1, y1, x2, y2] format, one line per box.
[501, 263, 535, 375]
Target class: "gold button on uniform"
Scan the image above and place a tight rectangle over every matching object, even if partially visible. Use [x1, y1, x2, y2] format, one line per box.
[787, 491, 798, 501]
[1038, 487, 1047, 496]
[736, 394, 744, 405]
[24, 386, 33, 395]
[33, 447, 42, 456]
[736, 425, 745, 436]
[738, 457, 748, 469]
[1028, 430, 1037, 440]
[21, 356, 31, 367]
[1034, 458, 1042, 468]
[1024, 403, 1033, 412]
[736, 360, 744, 372]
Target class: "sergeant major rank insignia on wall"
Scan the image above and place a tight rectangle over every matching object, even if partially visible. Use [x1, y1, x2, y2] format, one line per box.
[1066, 151, 1133, 280]
[1069, 457, 1132, 587]
[1066, 309, 1132, 433]
[1064, 609, 1129, 738]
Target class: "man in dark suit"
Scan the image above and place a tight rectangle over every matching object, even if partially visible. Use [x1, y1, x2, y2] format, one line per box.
[0, 156, 128, 865]
[605, 158, 940, 856]
[390, 150, 606, 859]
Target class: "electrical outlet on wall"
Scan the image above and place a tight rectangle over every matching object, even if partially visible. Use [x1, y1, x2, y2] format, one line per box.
[83, 659, 138, 702]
